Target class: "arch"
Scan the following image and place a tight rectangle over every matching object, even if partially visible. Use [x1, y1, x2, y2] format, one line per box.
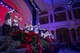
[77, 27, 80, 42]
[56, 28, 71, 45]
[71, 28, 77, 43]
[54, 12, 67, 22]
[54, 7, 65, 12]
[72, 2, 80, 8]
[73, 8, 80, 19]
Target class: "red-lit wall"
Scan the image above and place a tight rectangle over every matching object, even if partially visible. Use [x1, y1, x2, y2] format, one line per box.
[0, 4, 8, 25]
[0, 3, 19, 26]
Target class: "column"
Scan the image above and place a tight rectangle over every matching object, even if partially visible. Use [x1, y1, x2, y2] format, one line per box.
[36, 10, 40, 24]
[70, 9, 75, 20]
[53, 11, 55, 23]
[66, 10, 69, 21]
[54, 29, 57, 42]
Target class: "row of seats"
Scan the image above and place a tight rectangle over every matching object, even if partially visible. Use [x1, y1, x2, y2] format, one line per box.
[0, 27, 27, 53]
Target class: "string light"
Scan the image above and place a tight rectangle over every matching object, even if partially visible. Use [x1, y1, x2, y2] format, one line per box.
[6, 6, 8, 8]
[31, 1, 40, 11]
[32, 3, 34, 5]
[70, 0, 72, 2]
[68, 0, 73, 7]
[7, 7, 9, 9]
[33, 4, 36, 7]
[0, 2, 3, 4]
[32, 3, 37, 8]
[9, 8, 12, 10]
[0, 1, 14, 11]
[35, 8, 38, 10]
[2, 5, 4, 7]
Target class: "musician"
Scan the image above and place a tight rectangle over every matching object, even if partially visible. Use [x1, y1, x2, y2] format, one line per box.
[24, 24, 29, 33]
[12, 16, 22, 32]
[27, 21, 34, 32]
[34, 23, 41, 35]
[1, 10, 20, 53]
[2, 10, 14, 36]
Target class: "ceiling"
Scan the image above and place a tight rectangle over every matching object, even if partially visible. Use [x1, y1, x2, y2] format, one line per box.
[33, 0, 79, 11]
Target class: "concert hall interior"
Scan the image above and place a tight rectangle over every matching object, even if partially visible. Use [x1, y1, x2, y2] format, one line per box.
[0, 0, 80, 53]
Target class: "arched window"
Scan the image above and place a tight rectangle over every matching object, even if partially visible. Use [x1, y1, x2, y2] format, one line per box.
[73, 2, 80, 19]
[71, 28, 77, 42]
[54, 7, 65, 12]
[73, 8, 80, 19]
[56, 28, 71, 45]
[39, 16, 49, 24]
[54, 12, 67, 22]
[54, 7, 67, 22]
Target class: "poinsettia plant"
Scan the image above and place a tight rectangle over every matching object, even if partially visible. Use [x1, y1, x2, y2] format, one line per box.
[11, 30, 58, 53]
[11, 30, 26, 43]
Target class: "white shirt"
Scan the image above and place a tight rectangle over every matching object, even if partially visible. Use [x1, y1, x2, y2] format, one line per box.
[5, 19, 12, 26]
[43, 31, 51, 38]
[41, 31, 44, 37]
[13, 19, 19, 26]
[34, 25, 40, 34]
[27, 25, 34, 31]
[24, 25, 29, 33]
[25, 25, 28, 29]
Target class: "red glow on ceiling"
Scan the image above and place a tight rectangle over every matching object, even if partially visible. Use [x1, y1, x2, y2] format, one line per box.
[0, 4, 8, 25]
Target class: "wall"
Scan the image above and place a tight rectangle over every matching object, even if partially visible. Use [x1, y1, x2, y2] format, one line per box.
[36, 0, 80, 45]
